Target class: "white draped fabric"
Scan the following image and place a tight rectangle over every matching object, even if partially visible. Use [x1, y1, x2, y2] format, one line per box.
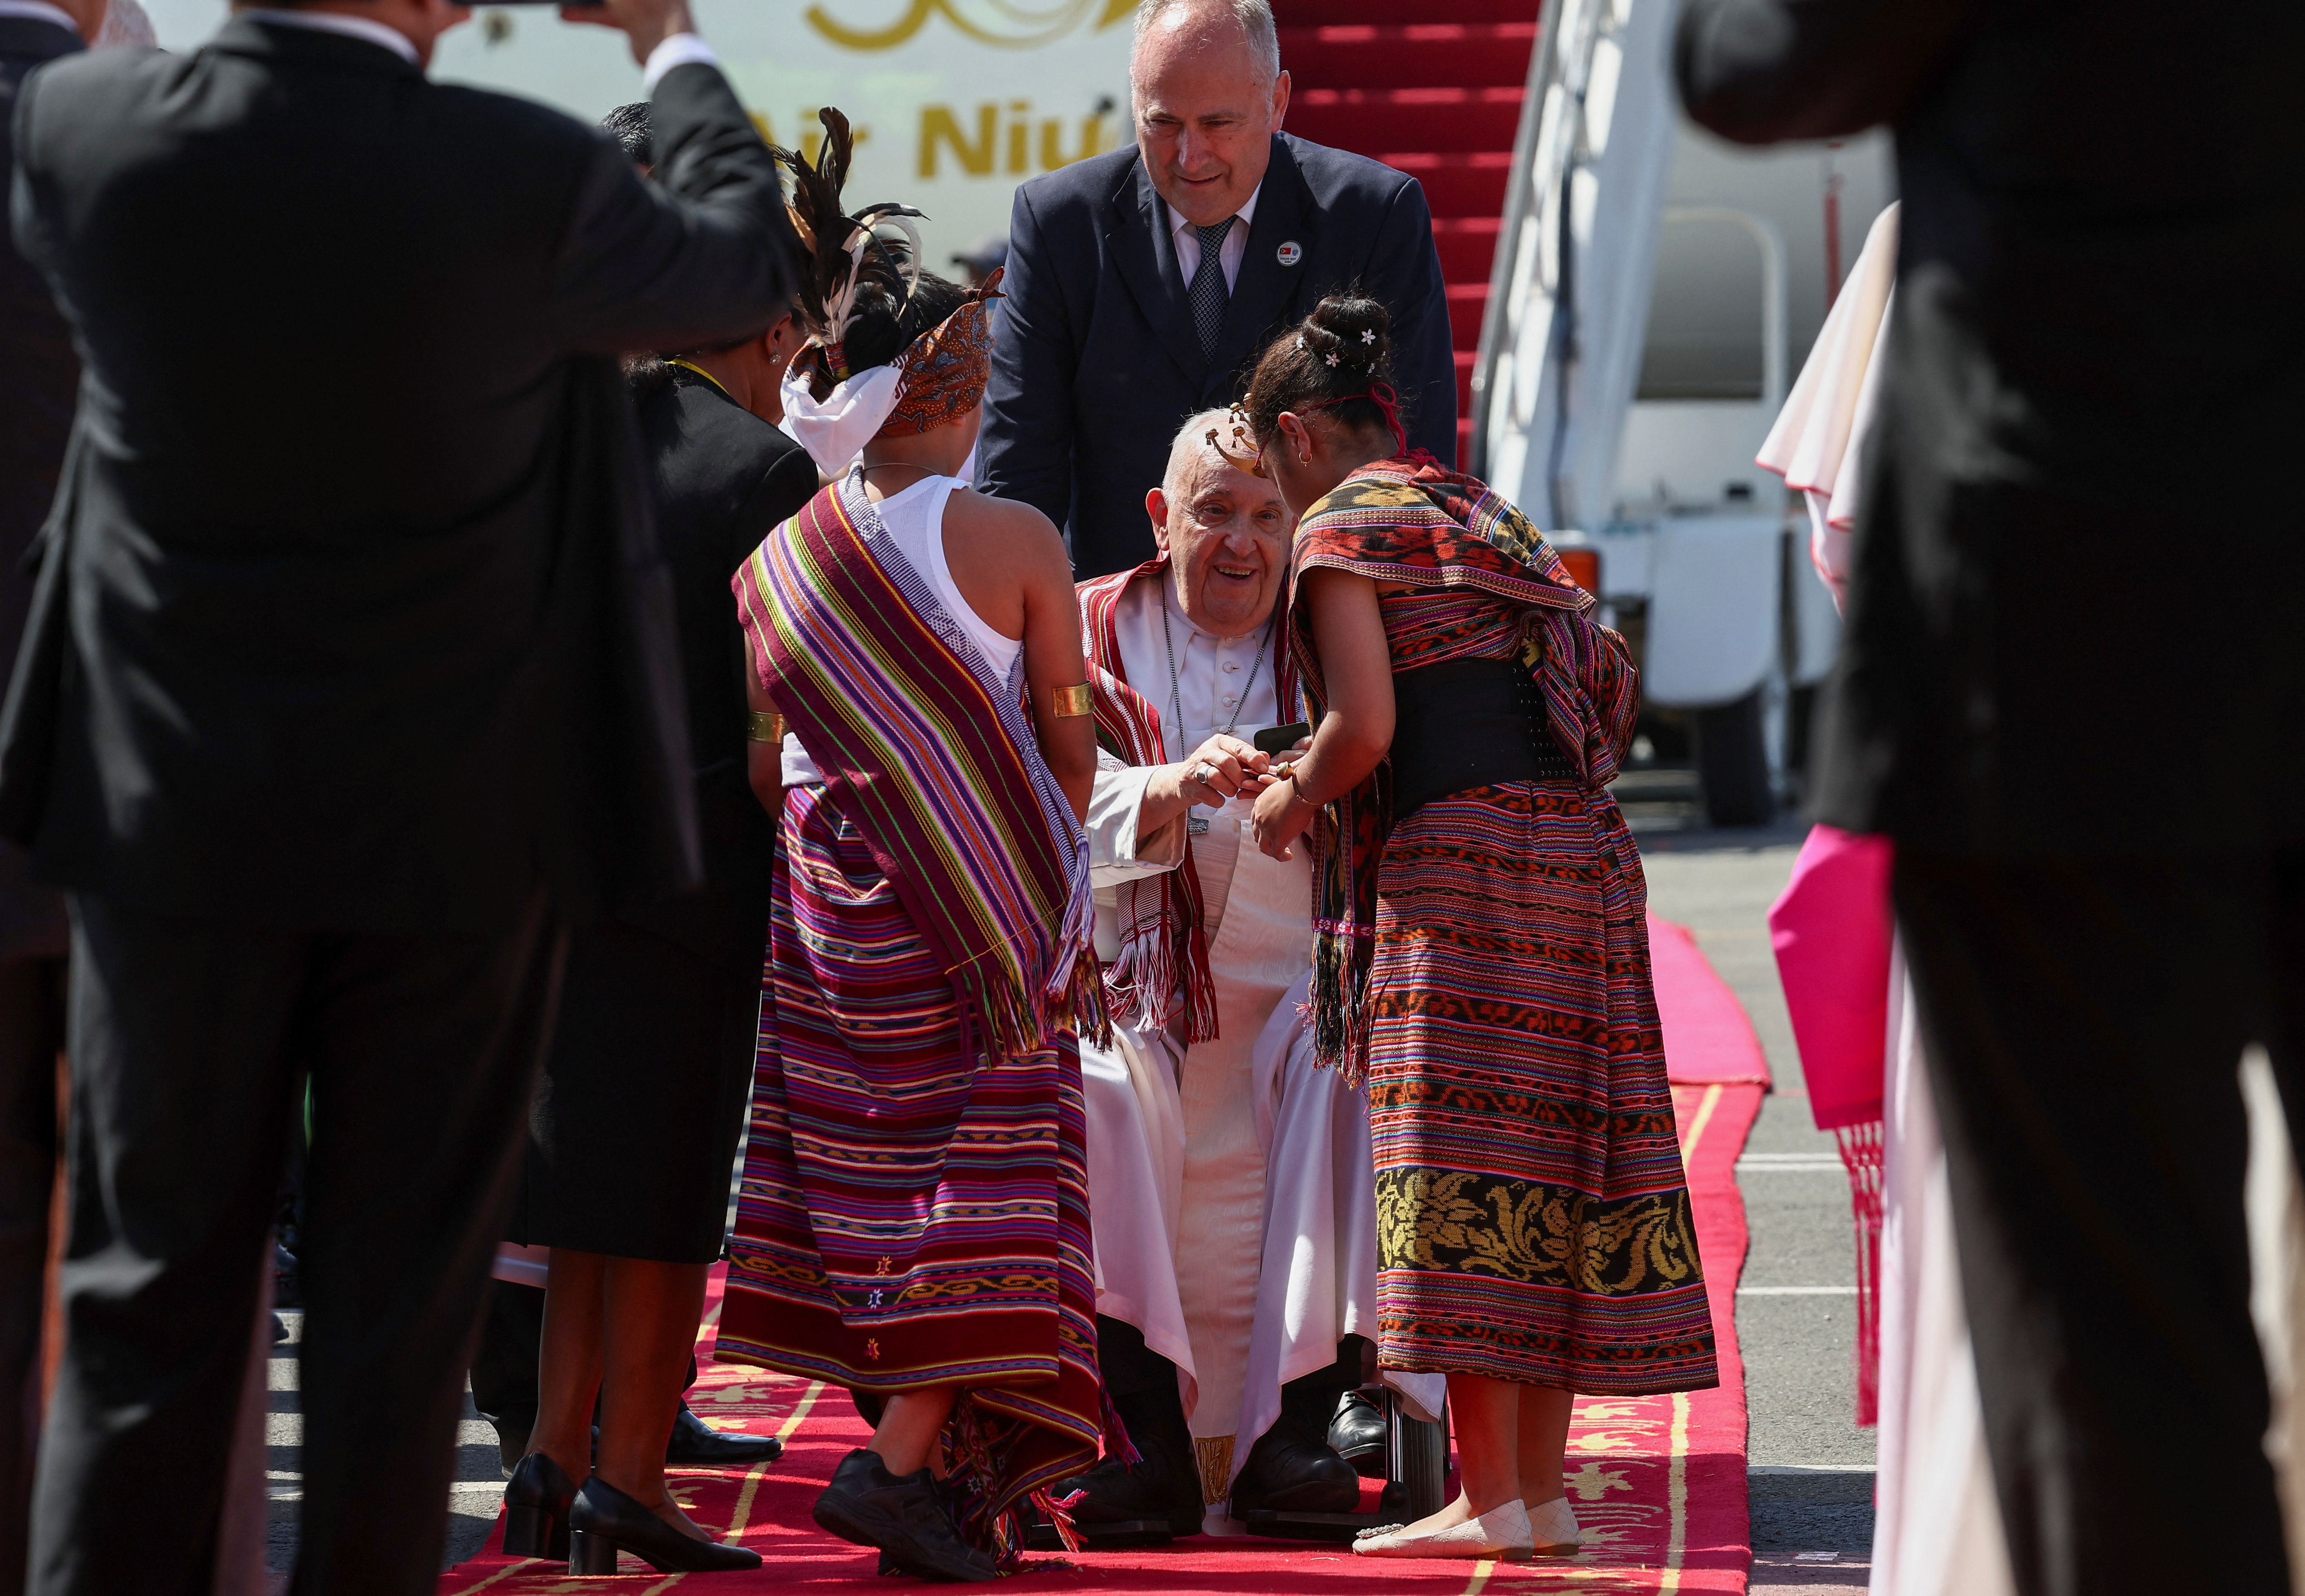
[1076, 572, 1441, 1531]
[1868, 947, 2012, 1596]
[1757, 215, 2015, 1595]
[1755, 202, 1899, 603]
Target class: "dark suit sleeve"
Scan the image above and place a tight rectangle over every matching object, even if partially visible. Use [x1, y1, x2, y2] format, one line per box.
[730, 445, 819, 568]
[974, 181, 1074, 526]
[9, 65, 57, 285]
[547, 61, 798, 355]
[1365, 174, 1458, 467]
[1674, 0, 1979, 143]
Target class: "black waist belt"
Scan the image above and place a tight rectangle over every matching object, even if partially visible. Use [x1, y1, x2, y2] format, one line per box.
[1387, 655, 1578, 823]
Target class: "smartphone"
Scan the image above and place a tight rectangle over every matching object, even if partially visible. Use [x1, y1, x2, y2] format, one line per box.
[1253, 722, 1311, 756]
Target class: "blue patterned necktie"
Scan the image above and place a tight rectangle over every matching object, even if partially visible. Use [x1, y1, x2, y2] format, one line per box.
[1188, 218, 1236, 358]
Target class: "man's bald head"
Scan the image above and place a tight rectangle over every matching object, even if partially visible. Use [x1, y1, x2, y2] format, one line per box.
[1163, 407, 1239, 500]
[1147, 408, 1290, 638]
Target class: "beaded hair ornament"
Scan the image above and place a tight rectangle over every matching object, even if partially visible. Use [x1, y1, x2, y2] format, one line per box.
[1207, 380, 1411, 477]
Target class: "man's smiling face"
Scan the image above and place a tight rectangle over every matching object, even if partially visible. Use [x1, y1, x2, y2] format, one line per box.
[1131, 3, 1289, 228]
[1148, 440, 1291, 639]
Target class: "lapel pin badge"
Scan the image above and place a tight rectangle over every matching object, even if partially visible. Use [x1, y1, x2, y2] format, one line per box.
[1276, 241, 1303, 267]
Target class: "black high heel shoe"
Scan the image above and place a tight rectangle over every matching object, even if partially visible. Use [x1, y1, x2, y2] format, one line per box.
[566, 1476, 764, 1574]
[502, 1453, 579, 1560]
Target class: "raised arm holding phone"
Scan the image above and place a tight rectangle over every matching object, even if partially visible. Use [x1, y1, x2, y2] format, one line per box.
[3, 0, 798, 1588]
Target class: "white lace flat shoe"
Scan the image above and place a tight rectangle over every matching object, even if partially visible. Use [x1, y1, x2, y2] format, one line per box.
[1353, 1499, 1535, 1561]
[1526, 1494, 1581, 1555]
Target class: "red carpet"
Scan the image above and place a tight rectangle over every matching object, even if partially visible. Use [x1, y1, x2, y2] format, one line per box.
[1271, 0, 1542, 465]
[442, 916, 1758, 1593]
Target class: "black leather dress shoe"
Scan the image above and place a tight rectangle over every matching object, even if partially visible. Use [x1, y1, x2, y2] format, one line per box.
[1329, 1390, 1389, 1478]
[1229, 1429, 1362, 1515]
[502, 1452, 579, 1561]
[1052, 1446, 1205, 1541]
[665, 1404, 784, 1467]
[813, 1448, 995, 1582]
[566, 1476, 763, 1573]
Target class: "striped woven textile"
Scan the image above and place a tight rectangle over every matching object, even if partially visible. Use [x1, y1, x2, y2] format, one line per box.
[1287, 454, 1638, 1081]
[1285, 456, 1713, 1395]
[1369, 775, 1717, 1394]
[730, 475, 1101, 1065]
[717, 781, 1106, 1559]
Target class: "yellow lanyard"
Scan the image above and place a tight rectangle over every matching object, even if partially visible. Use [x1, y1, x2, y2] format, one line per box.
[666, 358, 730, 398]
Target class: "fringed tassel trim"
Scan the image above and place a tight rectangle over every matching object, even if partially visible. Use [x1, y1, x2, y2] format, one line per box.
[1834, 1117, 1885, 1428]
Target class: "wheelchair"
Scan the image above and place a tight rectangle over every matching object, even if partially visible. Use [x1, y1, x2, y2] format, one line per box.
[1236, 1384, 1450, 1543]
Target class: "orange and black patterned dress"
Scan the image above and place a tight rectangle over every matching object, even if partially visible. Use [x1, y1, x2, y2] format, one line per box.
[1287, 455, 1717, 1395]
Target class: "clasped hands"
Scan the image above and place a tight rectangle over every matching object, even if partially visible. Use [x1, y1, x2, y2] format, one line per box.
[1147, 733, 1280, 815]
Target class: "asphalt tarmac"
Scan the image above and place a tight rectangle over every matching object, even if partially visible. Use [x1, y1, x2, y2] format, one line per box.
[1639, 808, 1877, 1592]
[256, 791, 1879, 1590]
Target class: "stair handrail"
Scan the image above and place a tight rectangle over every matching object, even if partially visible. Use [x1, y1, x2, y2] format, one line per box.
[1467, 0, 1612, 496]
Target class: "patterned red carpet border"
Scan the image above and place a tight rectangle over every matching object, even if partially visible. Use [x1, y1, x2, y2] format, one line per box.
[442, 915, 1761, 1594]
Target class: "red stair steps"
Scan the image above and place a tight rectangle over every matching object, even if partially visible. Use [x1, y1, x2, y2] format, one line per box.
[1286, 0, 1540, 25]
[1285, 88, 1525, 156]
[1273, 0, 1541, 466]
[1277, 24, 1537, 88]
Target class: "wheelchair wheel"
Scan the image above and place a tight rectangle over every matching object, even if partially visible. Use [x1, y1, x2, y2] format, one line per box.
[1395, 1399, 1449, 1521]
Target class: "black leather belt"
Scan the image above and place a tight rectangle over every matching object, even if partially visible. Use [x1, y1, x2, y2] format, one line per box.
[1388, 655, 1578, 823]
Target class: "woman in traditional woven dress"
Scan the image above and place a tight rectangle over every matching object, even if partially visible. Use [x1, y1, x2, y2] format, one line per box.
[1241, 296, 1718, 1562]
[712, 119, 1109, 1583]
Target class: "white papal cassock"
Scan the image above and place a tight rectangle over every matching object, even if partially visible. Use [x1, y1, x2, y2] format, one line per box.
[1077, 575, 1443, 1531]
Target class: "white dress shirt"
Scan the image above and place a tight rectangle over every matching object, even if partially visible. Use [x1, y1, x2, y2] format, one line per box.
[1166, 183, 1263, 295]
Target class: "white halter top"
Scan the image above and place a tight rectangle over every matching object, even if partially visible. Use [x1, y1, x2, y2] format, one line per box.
[780, 471, 1023, 788]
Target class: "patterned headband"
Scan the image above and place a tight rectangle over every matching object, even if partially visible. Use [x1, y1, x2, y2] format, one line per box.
[876, 267, 1005, 437]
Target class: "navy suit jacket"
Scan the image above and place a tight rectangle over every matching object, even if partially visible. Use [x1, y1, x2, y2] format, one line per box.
[978, 132, 1455, 578]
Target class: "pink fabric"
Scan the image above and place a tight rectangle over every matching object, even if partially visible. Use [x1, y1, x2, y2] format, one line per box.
[1647, 913, 1771, 1087]
[1767, 825, 1895, 1130]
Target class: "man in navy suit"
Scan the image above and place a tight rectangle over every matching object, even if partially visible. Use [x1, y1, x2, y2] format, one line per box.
[979, 0, 1454, 578]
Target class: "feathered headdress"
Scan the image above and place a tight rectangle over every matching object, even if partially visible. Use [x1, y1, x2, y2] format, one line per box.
[773, 108, 925, 389]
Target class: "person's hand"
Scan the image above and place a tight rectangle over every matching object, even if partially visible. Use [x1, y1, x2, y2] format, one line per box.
[1251, 774, 1316, 860]
[1150, 734, 1270, 813]
[561, 0, 696, 65]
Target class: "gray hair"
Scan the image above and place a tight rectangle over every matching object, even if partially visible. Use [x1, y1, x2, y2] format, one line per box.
[1132, 0, 1281, 88]
[1163, 408, 1242, 498]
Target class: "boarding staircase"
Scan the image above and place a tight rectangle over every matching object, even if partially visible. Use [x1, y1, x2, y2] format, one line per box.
[1269, 0, 1544, 467]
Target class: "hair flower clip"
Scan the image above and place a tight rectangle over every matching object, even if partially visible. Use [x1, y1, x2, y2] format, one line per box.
[1360, 329, 1375, 344]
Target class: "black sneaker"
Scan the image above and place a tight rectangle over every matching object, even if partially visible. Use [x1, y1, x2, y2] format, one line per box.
[813, 1449, 995, 1583]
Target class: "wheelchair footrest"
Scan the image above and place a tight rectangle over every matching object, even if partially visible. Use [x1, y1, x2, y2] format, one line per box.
[1022, 1517, 1181, 1551]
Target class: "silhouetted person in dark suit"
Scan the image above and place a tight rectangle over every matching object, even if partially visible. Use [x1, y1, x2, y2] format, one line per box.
[0, 2, 98, 1591]
[1679, 3, 2305, 1593]
[978, 0, 1455, 577]
[1, 0, 798, 1587]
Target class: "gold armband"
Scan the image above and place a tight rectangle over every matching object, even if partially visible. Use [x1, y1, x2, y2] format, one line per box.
[746, 710, 786, 744]
[1051, 683, 1094, 718]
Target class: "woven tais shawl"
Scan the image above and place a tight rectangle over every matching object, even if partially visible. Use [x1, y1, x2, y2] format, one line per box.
[1287, 454, 1638, 1082]
[1076, 554, 1303, 1042]
[733, 476, 1103, 1062]
[718, 782, 1111, 1563]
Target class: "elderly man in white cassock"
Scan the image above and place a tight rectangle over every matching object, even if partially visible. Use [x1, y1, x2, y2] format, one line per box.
[1053, 411, 1443, 1544]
